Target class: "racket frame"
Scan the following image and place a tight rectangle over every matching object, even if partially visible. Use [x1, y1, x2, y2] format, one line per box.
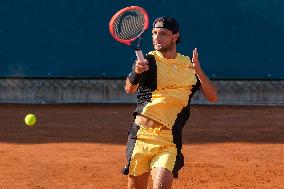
[109, 6, 149, 48]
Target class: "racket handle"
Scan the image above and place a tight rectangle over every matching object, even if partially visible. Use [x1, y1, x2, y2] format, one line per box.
[135, 50, 146, 63]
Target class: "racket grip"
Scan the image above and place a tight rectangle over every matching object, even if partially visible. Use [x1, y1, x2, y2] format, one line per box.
[135, 50, 146, 63]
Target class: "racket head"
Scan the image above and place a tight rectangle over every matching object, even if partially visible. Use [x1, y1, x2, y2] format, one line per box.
[109, 6, 149, 46]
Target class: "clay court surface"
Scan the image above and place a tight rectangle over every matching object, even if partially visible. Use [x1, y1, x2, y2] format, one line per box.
[0, 104, 283, 188]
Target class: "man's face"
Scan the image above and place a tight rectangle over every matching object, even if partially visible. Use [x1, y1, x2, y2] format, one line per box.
[152, 28, 179, 52]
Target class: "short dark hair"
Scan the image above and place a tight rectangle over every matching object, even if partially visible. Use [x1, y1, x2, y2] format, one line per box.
[153, 16, 181, 44]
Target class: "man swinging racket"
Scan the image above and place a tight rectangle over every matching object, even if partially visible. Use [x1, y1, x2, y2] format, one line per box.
[122, 15, 218, 189]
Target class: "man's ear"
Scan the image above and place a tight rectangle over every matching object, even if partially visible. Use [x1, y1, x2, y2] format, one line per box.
[173, 32, 179, 42]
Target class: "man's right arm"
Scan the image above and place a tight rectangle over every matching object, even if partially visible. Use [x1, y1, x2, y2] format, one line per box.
[125, 78, 139, 94]
[125, 60, 149, 94]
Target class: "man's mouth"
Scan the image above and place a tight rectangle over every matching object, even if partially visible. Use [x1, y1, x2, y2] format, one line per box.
[155, 42, 163, 46]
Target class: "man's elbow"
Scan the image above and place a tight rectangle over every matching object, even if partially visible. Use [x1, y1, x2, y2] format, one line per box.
[208, 95, 218, 102]
[207, 91, 219, 102]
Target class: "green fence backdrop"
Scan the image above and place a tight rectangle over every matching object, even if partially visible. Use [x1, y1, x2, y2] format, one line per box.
[0, 0, 283, 79]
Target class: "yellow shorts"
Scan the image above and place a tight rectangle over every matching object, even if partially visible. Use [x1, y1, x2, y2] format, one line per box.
[122, 123, 184, 178]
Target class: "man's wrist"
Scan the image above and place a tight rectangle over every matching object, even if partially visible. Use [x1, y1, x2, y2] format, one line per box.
[128, 72, 142, 85]
[194, 67, 203, 77]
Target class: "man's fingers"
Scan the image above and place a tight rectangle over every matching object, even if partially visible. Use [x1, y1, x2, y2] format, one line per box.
[135, 62, 149, 73]
[194, 48, 198, 55]
[144, 64, 149, 71]
[192, 48, 199, 62]
[136, 63, 144, 68]
[135, 63, 143, 68]
[136, 59, 148, 64]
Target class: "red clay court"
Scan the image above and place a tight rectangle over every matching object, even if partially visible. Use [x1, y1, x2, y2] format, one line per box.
[0, 104, 283, 188]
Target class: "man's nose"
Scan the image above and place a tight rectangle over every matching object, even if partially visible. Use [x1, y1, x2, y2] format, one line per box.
[154, 33, 162, 40]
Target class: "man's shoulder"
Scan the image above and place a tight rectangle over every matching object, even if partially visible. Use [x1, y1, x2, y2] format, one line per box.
[146, 51, 156, 57]
[177, 52, 191, 63]
[145, 51, 157, 63]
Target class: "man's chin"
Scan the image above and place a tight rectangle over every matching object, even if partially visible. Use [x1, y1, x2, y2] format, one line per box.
[154, 46, 163, 51]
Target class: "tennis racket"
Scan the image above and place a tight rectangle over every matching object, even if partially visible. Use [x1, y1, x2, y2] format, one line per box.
[109, 6, 149, 63]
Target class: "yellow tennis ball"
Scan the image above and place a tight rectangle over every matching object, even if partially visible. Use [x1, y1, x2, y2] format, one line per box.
[25, 114, 36, 126]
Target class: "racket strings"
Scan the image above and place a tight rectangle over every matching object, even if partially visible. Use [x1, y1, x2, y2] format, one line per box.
[113, 10, 145, 40]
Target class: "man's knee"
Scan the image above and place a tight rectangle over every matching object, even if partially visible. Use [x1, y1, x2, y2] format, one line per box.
[128, 172, 150, 189]
[151, 167, 173, 189]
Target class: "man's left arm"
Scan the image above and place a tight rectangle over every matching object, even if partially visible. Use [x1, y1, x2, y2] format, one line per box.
[192, 48, 218, 102]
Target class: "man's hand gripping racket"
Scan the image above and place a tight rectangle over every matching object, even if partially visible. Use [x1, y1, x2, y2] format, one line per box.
[109, 6, 149, 64]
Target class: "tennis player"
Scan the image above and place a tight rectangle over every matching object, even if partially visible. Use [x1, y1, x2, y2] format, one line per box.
[122, 16, 218, 189]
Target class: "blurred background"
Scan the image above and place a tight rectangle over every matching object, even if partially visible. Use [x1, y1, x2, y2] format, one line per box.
[0, 0, 283, 104]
